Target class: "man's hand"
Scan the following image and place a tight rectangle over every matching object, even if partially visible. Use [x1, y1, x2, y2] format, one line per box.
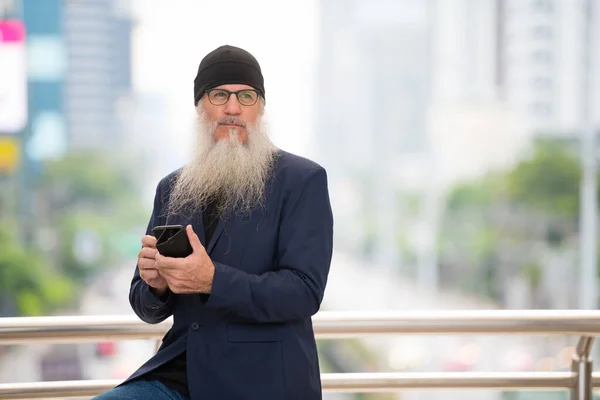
[155, 225, 215, 294]
[138, 234, 169, 297]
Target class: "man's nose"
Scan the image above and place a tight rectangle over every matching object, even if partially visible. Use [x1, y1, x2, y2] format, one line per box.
[224, 94, 242, 115]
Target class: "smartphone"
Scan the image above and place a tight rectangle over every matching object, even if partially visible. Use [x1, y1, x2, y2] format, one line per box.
[152, 224, 184, 241]
[152, 224, 193, 258]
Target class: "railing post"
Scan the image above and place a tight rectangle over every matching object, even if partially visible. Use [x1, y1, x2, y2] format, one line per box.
[583, 357, 593, 400]
[571, 336, 595, 400]
[571, 355, 580, 400]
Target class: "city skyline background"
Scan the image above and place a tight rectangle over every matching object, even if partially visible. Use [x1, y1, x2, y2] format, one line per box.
[1, 1, 599, 399]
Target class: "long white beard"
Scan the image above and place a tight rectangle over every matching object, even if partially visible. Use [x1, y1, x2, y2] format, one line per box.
[167, 108, 278, 217]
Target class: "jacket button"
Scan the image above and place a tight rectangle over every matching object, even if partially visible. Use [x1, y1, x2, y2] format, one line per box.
[191, 322, 200, 331]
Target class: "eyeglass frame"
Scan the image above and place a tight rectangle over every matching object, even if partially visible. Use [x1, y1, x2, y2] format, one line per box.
[204, 88, 263, 106]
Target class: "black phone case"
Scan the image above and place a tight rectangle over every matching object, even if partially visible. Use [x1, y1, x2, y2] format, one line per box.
[154, 226, 193, 258]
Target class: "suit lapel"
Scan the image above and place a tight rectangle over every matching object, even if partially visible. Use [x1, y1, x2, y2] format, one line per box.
[207, 218, 225, 254]
[197, 216, 207, 248]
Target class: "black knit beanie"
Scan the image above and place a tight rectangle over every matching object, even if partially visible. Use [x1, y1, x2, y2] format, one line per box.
[193, 45, 265, 106]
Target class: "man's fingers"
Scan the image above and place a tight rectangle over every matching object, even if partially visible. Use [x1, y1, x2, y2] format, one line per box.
[138, 257, 157, 271]
[138, 246, 158, 260]
[141, 268, 160, 280]
[141, 235, 157, 248]
[155, 253, 180, 269]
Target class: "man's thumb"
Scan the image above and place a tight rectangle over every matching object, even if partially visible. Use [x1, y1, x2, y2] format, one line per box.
[186, 224, 204, 252]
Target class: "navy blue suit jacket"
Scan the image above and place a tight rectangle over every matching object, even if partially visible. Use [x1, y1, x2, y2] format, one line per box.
[125, 150, 334, 399]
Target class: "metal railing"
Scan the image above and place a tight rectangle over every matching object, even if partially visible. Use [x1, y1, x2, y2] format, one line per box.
[1, 310, 599, 399]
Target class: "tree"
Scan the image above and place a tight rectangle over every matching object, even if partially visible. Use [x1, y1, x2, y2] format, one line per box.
[0, 149, 148, 316]
[439, 139, 585, 304]
[0, 218, 73, 316]
[507, 140, 581, 218]
[35, 151, 149, 282]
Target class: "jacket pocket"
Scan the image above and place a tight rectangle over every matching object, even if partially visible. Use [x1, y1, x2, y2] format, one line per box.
[221, 324, 286, 398]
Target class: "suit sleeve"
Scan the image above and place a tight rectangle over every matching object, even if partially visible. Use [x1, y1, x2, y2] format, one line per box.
[204, 167, 334, 323]
[129, 180, 174, 324]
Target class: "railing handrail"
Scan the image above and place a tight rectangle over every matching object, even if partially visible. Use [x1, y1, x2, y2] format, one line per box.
[3, 310, 600, 345]
[0, 372, 589, 399]
[1, 310, 598, 399]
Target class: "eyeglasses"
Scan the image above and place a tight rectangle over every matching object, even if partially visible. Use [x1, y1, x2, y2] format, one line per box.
[205, 89, 261, 106]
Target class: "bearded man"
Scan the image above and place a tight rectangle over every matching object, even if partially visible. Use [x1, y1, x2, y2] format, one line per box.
[92, 45, 334, 400]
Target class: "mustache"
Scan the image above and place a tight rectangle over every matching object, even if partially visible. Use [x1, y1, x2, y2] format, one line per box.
[217, 116, 247, 127]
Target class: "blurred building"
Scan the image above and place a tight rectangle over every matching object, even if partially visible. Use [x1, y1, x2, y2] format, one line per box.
[431, 0, 599, 140]
[7, 0, 135, 243]
[314, 0, 435, 286]
[498, 0, 600, 135]
[427, 0, 600, 188]
[429, 0, 529, 186]
[314, 0, 599, 296]
[21, 0, 134, 158]
[19, 0, 65, 164]
[63, 0, 134, 150]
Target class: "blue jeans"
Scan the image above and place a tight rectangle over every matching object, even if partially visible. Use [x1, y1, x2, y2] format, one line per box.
[91, 380, 190, 400]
